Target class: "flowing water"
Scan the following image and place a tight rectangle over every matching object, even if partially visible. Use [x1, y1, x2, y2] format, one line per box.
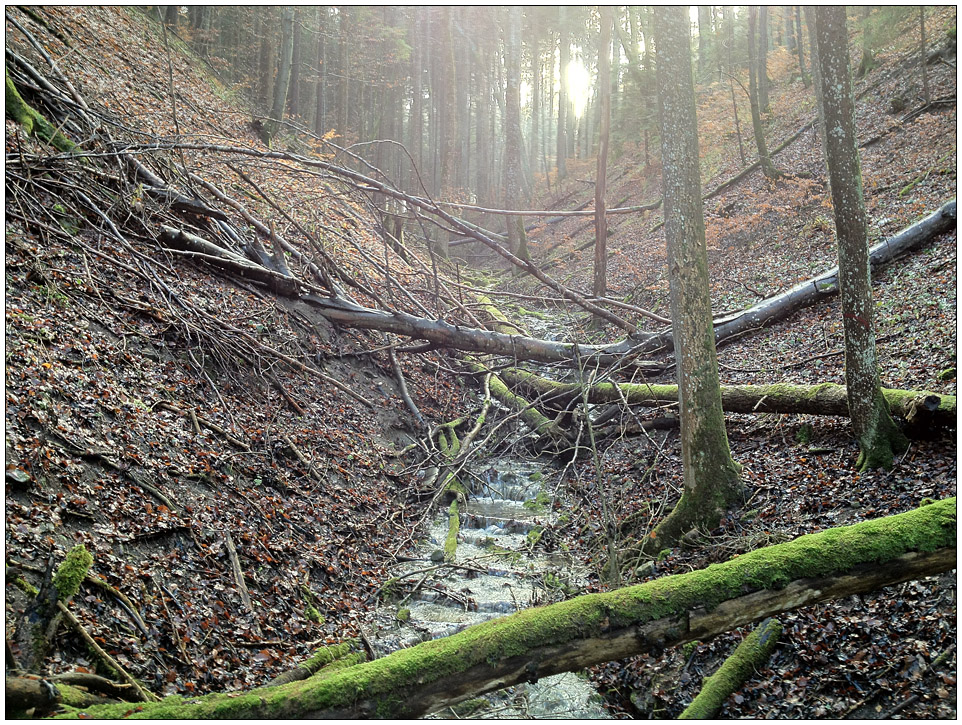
[368, 461, 609, 719]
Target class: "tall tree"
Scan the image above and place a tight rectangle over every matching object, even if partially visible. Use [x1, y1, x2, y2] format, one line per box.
[556, 7, 569, 181]
[651, 5, 742, 547]
[758, 6, 770, 113]
[812, 7, 908, 470]
[725, 6, 747, 166]
[268, 7, 295, 138]
[503, 6, 529, 261]
[697, 6, 712, 80]
[794, 6, 809, 86]
[747, 7, 778, 178]
[857, 6, 876, 78]
[286, 8, 301, 118]
[336, 7, 351, 137]
[312, 8, 328, 135]
[436, 7, 457, 196]
[593, 6, 612, 300]
[920, 7, 930, 105]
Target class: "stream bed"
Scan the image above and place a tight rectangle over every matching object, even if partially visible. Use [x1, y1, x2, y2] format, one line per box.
[367, 461, 609, 719]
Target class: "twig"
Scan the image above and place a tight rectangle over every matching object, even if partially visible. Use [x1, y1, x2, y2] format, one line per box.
[56, 601, 158, 702]
[389, 345, 425, 429]
[269, 373, 306, 416]
[224, 532, 264, 638]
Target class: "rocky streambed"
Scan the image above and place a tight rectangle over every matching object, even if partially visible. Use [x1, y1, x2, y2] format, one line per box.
[367, 461, 609, 719]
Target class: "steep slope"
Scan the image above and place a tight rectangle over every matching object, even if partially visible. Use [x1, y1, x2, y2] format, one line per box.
[5, 6, 469, 697]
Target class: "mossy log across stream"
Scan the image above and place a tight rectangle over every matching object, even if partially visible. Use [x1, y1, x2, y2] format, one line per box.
[500, 368, 957, 430]
[52, 499, 955, 719]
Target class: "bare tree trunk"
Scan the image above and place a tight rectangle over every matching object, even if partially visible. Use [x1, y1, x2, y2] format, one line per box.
[813, 7, 908, 471]
[758, 6, 770, 113]
[503, 6, 528, 261]
[747, 7, 778, 178]
[697, 6, 712, 80]
[285, 8, 300, 119]
[268, 7, 294, 137]
[653, 5, 741, 546]
[795, 6, 808, 86]
[336, 7, 350, 139]
[556, 7, 569, 181]
[726, 7, 747, 166]
[593, 7, 612, 300]
[920, 7, 930, 105]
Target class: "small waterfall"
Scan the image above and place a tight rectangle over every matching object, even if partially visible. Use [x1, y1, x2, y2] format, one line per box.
[368, 461, 609, 719]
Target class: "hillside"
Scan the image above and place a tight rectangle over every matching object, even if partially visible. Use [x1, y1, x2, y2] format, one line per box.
[4, 6, 957, 720]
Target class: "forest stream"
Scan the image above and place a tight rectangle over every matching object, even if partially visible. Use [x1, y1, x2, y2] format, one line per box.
[369, 460, 609, 719]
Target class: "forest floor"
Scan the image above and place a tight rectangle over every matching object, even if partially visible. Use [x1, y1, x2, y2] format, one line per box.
[4, 5, 957, 720]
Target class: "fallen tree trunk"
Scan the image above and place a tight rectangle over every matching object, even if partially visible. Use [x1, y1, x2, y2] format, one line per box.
[498, 368, 957, 430]
[679, 617, 782, 719]
[57, 499, 955, 719]
[293, 295, 664, 369]
[706, 200, 957, 347]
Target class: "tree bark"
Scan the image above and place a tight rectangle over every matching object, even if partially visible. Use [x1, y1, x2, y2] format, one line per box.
[498, 367, 957, 431]
[697, 6, 712, 80]
[502, 7, 527, 261]
[747, 8, 778, 179]
[758, 6, 770, 114]
[795, 7, 808, 86]
[268, 7, 294, 137]
[556, 7, 569, 181]
[593, 7, 612, 300]
[654, 6, 742, 546]
[814, 7, 909, 471]
[54, 500, 957, 719]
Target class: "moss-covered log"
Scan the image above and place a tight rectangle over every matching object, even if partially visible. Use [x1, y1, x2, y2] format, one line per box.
[500, 368, 957, 431]
[54, 499, 955, 719]
[5, 69, 77, 153]
[679, 617, 782, 719]
[444, 500, 460, 563]
[462, 360, 569, 444]
[266, 641, 361, 687]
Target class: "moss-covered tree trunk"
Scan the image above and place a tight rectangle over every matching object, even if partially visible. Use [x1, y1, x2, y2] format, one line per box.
[653, 6, 742, 547]
[12, 545, 92, 673]
[53, 500, 955, 719]
[813, 8, 908, 471]
[496, 368, 957, 431]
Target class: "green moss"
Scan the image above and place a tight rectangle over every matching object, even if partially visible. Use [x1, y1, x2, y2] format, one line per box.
[679, 618, 781, 719]
[14, 576, 39, 597]
[444, 500, 459, 563]
[53, 545, 93, 602]
[380, 577, 401, 603]
[523, 490, 551, 514]
[298, 641, 356, 674]
[795, 423, 814, 445]
[6, 70, 77, 153]
[442, 473, 467, 503]
[55, 499, 955, 719]
[395, 608, 410, 623]
[937, 368, 956, 381]
[526, 526, 543, 548]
